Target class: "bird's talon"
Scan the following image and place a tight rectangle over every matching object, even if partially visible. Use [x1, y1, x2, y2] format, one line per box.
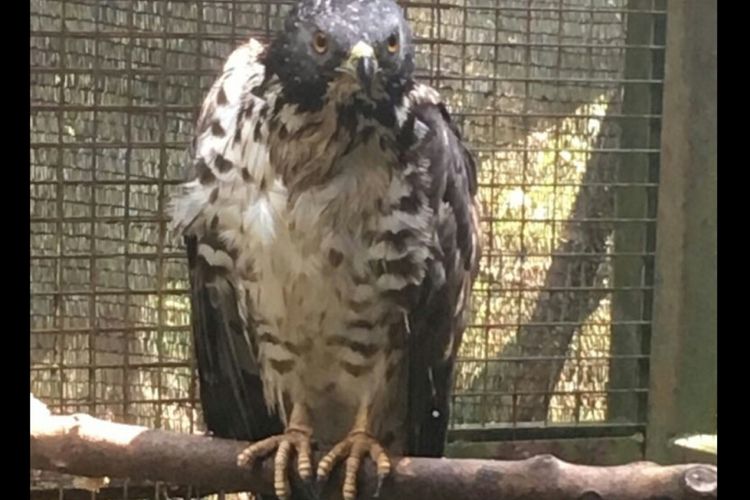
[317, 432, 391, 500]
[373, 473, 386, 498]
[237, 429, 313, 499]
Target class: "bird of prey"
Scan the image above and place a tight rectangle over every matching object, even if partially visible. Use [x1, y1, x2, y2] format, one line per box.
[170, 0, 480, 498]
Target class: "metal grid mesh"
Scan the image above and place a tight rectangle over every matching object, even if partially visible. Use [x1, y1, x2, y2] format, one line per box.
[30, 0, 666, 493]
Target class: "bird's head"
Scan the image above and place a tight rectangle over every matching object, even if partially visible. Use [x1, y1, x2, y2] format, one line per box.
[265, 0, 415, 110]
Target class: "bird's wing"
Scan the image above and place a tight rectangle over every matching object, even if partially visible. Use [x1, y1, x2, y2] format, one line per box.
[174, 39, 283, 441]
[401, 84, 481, 456]
[187, 234, 283, 441]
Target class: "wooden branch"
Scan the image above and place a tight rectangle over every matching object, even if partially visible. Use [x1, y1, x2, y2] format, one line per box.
[30, 396, 717, 500]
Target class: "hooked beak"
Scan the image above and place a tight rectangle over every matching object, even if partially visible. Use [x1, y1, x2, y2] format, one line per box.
[343, 41, 377, 95]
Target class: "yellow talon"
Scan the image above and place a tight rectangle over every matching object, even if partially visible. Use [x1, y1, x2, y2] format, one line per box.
[236, 405, 313, 500]
[316, 431, 391, 500]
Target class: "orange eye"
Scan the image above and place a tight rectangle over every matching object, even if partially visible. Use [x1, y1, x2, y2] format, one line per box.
[387, 33, 399, 53]
[313, 31, 328, 54]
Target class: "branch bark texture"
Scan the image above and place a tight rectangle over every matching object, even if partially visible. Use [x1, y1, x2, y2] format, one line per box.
[30, 396, 717, 500]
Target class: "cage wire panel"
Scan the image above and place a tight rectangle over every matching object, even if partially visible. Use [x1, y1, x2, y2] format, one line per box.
[30, 0, 666, 494]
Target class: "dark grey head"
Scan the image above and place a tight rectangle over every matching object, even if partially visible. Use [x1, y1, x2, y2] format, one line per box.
[265, 0, 415, 110]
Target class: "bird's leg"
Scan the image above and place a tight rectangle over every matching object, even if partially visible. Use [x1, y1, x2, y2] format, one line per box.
[237, 403, 314, 500]
[316, 404, 391, 500]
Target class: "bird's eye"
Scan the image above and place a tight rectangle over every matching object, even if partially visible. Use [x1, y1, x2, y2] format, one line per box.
[387, 33, 399, 54]
[312, 31, 328, 54]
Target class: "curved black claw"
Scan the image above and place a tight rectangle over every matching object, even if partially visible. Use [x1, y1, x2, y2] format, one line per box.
[297, 474, 320, 500]
[373, 472, 386, 498]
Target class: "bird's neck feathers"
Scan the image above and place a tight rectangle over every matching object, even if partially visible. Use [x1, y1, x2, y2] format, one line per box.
[262, 75, 414, 201]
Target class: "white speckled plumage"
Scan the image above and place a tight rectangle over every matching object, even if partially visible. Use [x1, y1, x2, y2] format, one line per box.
[171, 41, 437, 446]
[171, 1, 480, 498]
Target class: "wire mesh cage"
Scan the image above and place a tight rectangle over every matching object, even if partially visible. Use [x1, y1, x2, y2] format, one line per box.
[30, 0, 666, 497]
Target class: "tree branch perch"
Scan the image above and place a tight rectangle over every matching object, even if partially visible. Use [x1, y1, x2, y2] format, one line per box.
[30, 396, 717, 500]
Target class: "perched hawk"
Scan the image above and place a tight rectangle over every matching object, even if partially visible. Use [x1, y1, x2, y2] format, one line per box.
[170, 0, 480, 498]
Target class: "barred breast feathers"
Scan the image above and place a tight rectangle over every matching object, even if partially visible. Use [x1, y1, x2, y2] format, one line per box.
[169, 36, 465, 281]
